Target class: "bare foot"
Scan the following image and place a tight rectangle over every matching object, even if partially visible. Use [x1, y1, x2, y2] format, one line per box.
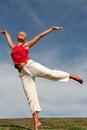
[38, 122, 41, 128]
[34, 121, 41, 130]
[69, 74, 83, 84]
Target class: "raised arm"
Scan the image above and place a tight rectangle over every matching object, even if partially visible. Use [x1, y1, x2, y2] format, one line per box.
[25, 26, 63, 48]
[0, 30, 15, 49]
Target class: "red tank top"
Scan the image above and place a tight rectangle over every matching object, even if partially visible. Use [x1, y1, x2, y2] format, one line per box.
[10, 45, 30, 66]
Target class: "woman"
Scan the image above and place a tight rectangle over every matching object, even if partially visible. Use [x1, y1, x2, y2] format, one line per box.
[0, 26, 83, 130]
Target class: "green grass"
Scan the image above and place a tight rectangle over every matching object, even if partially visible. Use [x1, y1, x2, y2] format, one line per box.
[0, 118, 87, 130]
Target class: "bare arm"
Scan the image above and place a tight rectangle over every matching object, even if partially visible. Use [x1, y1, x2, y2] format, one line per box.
[0, 30, 15, 49]
[25, 26, 63, 48]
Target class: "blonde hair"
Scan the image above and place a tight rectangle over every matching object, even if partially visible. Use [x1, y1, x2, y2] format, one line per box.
[17, 31, 27, 38]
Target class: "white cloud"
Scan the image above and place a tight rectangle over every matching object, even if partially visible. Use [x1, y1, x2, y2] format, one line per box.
[37, 78, 87, 117]
[0, 62, 30, 118]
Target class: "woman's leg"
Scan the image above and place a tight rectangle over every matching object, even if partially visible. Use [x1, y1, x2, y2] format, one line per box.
[33, 111, 41, 130]
[27, 60, 83, 84]
[19, 69, 41, 130]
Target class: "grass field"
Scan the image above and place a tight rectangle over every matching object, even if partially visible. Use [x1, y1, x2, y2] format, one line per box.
[0, 118, 87, 130]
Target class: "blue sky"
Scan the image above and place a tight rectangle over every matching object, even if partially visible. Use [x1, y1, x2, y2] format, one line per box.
[0, 0, 87, 118]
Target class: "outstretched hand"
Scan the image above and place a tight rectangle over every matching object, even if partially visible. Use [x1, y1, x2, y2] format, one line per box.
[52, 26, 63, 31]
[0, 30, 7, 35]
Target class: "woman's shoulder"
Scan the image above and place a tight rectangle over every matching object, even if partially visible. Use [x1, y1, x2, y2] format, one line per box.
[23, 43, 30, 50]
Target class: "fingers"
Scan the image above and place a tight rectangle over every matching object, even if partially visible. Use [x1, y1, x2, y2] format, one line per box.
[52, 26, 63, 30]
[57, 26, 63, 30]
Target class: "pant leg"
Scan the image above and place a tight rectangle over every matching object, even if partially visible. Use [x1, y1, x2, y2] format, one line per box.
[19, 69, 41, 114]
[24, 60, 70, 82]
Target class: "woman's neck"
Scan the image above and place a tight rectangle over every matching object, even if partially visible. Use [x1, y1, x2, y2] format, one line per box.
[17, 39, 24, 46]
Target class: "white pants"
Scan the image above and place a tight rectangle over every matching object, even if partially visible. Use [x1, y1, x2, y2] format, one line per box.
[19, 59, 69, 114]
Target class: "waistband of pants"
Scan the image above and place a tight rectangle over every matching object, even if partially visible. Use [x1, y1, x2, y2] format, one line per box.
[19, 59, 34, 77]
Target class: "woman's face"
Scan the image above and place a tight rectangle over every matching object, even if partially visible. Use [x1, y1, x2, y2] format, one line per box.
[17, 32, 27, 41]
